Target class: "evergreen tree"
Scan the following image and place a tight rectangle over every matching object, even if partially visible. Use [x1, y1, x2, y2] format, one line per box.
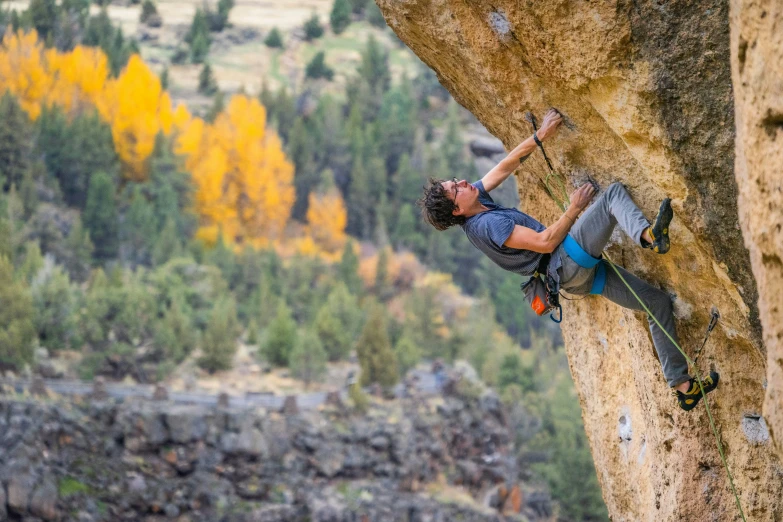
[394, 335, 420, 376]
[211, 0, 233, 31]
[19, 163, 41, 219]
[36, 105, 117, 208]
[198, 296, 239, 372]
[392, 203, 422, 251]
[337, 241, 362, 295]
[198, 63, 219, 95]
[374, 246, 391, 298]
[152, 218, 181, 266]
[62, 216, 94, 283]
[347, 156, 372, 238]
[0, 93, 33, 191]
[264, 27, 284, 48]
[262, 301, 297, 366]
[314, 303, 351, 361]
[121, 186, 157, 266]
[31, 261, 79, 351]
[205, 91, 225, 122]
[289, 329, 327, 387]
[303, 11, 323, 41]
[442, 100, 468, 177]
[288, 117, 320, 220]
[356, 304, 398, 387]
[189, 17, 211, 63]
[139, 0, 158, 23]
[0, 256, 36, 371]
[349, 0, 368, 15]
[359, 35, 391, 95]
[154, 297, 196, 363]
[379, 79, 416, 174]
[329, 0, 351, 35]
[325, 282, 363, 341]
[17, 241, 44, 284]
[28, 0, 58, 43]
[305, 51, 334, 81]
[185, 8, 210, 44]
[159, 66, 169, 89]
[83, 171, 119, 262]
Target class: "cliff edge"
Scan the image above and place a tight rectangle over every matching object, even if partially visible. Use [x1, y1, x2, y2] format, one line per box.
[376, 1, 782, 520]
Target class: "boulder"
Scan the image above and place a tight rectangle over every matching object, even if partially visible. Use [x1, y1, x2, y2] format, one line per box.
[29, 475, 58, 520]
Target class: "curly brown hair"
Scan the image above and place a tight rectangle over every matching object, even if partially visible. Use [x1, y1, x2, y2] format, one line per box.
[417, 178, 467, 231]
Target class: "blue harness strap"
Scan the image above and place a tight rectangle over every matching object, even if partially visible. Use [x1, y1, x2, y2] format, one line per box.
[563, 235, 607, 295]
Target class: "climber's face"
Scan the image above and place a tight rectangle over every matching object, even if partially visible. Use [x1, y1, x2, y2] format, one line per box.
[443, 178, 478, 216]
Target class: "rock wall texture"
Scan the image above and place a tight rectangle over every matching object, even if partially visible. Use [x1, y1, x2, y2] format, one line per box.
[730, 0, 783, 464]
[376, 1, 782, 520]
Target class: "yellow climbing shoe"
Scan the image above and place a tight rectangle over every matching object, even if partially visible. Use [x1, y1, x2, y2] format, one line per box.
[648, 198, 673, 254]
[674, 371, 720, 411]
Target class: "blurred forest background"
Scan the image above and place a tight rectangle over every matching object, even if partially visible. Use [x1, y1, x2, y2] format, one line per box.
[0, 0, 607, 519]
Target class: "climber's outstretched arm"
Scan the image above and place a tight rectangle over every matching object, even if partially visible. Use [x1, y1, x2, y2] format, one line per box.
[480, 109, 563, 192]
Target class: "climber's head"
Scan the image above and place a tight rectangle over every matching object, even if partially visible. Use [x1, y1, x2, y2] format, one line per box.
[418, 177, 475, 231]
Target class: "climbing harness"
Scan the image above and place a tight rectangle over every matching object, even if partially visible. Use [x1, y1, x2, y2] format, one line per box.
[525, 110, 747, 522]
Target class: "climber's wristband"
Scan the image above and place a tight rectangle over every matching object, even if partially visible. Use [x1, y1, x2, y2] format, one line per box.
[533, 131, 543, 147]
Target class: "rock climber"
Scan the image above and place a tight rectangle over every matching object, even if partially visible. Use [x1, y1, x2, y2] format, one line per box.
[417, 108, 718, 411]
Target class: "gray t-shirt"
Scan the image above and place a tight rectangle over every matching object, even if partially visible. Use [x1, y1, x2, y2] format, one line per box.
[461, 181, 557, 277]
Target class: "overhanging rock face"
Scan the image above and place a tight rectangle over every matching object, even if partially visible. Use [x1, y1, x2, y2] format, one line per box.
[730, 0, 783, 466]
[376, 0, 783, 519]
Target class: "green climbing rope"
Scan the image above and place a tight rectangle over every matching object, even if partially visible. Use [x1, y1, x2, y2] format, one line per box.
[538, 171, 746, 521]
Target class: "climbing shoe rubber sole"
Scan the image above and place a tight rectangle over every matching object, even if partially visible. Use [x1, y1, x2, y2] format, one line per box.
[648, 198, 673, 254]
[674, 371, 720, 411]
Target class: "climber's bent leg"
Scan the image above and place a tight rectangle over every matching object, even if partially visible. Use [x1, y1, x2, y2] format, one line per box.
[599, 264, 690, 388]
[569, 182, 651, 257]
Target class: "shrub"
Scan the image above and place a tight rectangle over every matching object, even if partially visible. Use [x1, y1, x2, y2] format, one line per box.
[264, 27, 284, 48]
[305, 51, 334, 81]
[303, 12, 323, 41]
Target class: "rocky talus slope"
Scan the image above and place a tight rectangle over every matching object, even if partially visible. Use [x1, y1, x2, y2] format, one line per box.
[0, 390, 547, 521]
[730, 0, 783, 465]
[376, 1, 783, 520]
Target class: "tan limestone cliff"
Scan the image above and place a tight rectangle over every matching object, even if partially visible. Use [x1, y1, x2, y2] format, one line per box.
[730, 0, 783, 465]
[376, 0, 783, 520]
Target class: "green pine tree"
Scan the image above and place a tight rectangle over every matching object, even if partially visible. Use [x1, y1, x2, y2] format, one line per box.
[314, 303, 351, 361]
[394, 335, 420, 376]
[205, 91, 225, 122]
[63, 216, 94, 283]
[359, 35, 391, 94]
[356, 304, 398, 387]
[329, 0, 351, 35]
[305, 51, 333, 81]
[159, 66, 169, 89]
[198, 63, 218, 94]
[190, 24, 211, 63]
[31, 262, 79, 352]
[152, 217, 181, 266]
[0, 92, 33, 191]
[28, 0, 58, 43]
[303, 11, 323, 40]
[289, 328, 327, 387]
[366, 1, 386, 27]
[262, 301, 297, 366]
[83, 171, 119, 262]
[121, 185, 157, 266]
[139, 0, 158, 23]
[154, 297, 196, 363]
[0, 256, 36, 371]
[198, 296, 239, 372]
[337, 241, 362, 295]
[264, 27, 284, 48]
[349, 0, 368, 15]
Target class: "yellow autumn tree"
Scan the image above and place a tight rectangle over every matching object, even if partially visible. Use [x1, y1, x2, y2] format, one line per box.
[0, 30, 189, 182]
[176, 95, 295, 248]
[97, 55, 190, 181]
[306, 189, 348, 256]
[0, 30, 53, 120]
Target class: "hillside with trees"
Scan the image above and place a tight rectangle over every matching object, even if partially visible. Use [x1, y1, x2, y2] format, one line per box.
[0, 1, 606, 519]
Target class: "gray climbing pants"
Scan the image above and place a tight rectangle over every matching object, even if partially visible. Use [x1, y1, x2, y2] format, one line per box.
[554, 182, 690, 387]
